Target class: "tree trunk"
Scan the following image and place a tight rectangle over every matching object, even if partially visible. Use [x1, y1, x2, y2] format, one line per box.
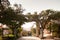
[36, 21, 40, 37]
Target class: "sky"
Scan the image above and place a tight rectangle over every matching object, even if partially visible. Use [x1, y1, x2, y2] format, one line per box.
[21, 22, 36, 31]
[9, 0, 60, 31]
[9, 0, 60, 14]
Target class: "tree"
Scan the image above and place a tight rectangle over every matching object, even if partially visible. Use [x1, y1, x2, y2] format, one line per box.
[39, 9, 57, 38]
[31, 27, 36, 36]
[40, 9, 56, 29]
[47, 22, 60, 37]
[0, 3, 27, 27]
[0, 0, 27, 40]
[41, 9, 60, 38]
[0, 0, 1, 4]
[48, 11, 60, 20]
[26, 12, 40, 37]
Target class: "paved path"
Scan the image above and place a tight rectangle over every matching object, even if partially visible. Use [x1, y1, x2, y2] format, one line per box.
[17, 36, 54, 40]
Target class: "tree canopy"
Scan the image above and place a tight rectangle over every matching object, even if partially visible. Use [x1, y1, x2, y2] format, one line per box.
[0, 0, 27, 28]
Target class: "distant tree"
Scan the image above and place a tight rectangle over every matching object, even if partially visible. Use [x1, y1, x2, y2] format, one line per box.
[21, 30, 28, 36]
[31, 27, 36, 34]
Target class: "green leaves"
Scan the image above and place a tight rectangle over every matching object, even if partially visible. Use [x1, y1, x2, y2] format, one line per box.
[0, 6, 27, 27]
[48, 12, 60, 20]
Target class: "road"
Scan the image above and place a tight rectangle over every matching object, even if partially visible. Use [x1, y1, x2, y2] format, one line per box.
[17, 36, 54, 40]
